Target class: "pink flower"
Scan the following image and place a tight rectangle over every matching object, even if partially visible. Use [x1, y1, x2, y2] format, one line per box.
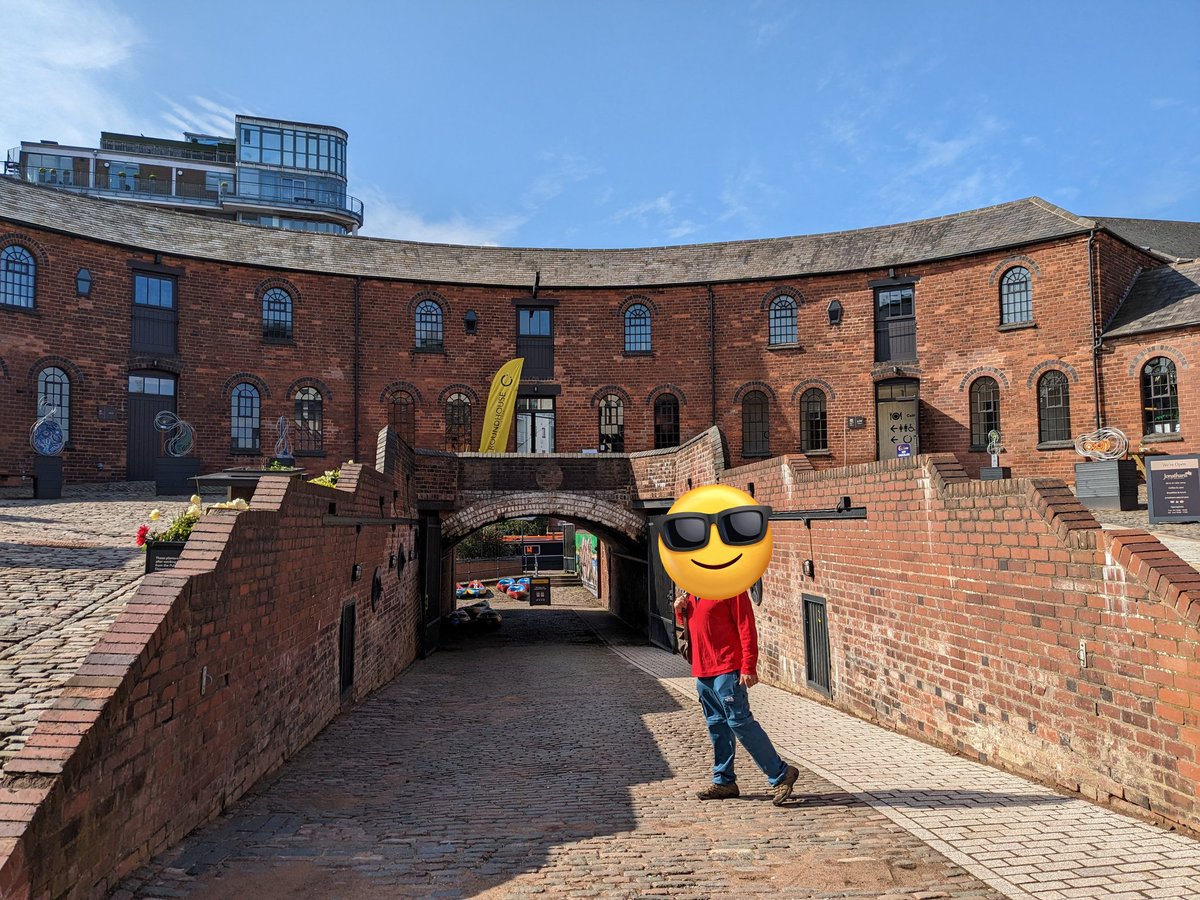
[135, 524, 149, 547]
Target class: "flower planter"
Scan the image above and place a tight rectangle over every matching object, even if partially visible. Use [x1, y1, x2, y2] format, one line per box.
[145, 540, 186, 574]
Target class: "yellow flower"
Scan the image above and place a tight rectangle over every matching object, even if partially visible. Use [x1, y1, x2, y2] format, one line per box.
[190, 494, 202, 505]
[149, 509, 162, 521]
[186, 504, 202, 516]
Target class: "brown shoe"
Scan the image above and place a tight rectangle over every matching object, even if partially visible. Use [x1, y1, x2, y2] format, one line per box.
[772, 765, 799, 806]
[696, 782, 740, 800]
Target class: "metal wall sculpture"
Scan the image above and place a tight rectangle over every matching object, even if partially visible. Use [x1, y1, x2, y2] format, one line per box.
[273, 415, 294, 461]
[29, 400, 65, 456]
[1074, 427, 1128, 461]
[154, 410, 195, 457]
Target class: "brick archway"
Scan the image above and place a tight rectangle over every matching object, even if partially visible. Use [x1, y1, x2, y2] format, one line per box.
[441, 490, 646, 548]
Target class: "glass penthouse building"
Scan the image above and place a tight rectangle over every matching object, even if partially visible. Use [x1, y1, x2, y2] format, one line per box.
[5, 115, 363, 235]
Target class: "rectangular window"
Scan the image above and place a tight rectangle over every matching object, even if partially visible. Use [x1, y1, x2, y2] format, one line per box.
[874, 285, 916, 362]
[131, 272, 177, 356]
[516, 307, 554, 378]
[516, 397, 555, 453]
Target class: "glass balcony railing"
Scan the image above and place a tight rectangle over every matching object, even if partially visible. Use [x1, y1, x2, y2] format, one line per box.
[6, 164, 364, 226]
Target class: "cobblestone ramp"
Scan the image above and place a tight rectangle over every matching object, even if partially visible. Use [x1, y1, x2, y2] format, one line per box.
[117, 597, 998, 899]
[602, 625, 1200, 899]
[0, 491, 194, 773]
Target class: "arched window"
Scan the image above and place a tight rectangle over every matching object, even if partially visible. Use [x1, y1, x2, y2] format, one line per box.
[1, 245, 35, 309]
[1000, 266, 1032, 325]
[37, 366, 70, 443]
[969, 377, 1000, 449]
[1037, 371, 1071, 443]
[624, 304, 651, 352]
[1142, 357, 1180, 434]
[598, 394, 624, 452]
[654, 393, 679, 449]
[416, 300, 444, 350]
[768, 295, 797, 346]
[231, 383, 261, 451]
[742, 390, 769, 455]
[800, 388, 827, 452]
[389, 390, 416, 445]
[295, 387, 323, 452]
[262, 287, 293, 341]
[445, 392, 471, 451]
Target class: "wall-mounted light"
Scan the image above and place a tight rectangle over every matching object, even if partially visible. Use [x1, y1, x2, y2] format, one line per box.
[75, 268, 92, 297]
[888, 267, 896, 279]
[827, 298, 843, 326]
[464, 309, 478, 334]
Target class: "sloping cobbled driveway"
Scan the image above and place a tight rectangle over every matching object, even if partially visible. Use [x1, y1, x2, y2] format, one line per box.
[117, 592, 999, 899]
[0, 486, 196, 772]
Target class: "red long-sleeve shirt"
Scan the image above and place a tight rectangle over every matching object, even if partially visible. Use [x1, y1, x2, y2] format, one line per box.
[675, 592, 758, 678]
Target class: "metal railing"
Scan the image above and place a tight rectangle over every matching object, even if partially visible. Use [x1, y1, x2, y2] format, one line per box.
[99, 136, 236, 164]
[6, 165, 363, 225]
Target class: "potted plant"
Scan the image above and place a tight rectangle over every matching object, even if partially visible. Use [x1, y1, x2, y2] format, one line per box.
[137, 495, 249, 573]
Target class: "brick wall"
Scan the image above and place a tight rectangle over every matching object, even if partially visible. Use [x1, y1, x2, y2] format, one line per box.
[0, 462, 423, 898]
[1101, 327, 1200, 453]
[2, 217, 1180, 489]
[727, 453, 1200, 833]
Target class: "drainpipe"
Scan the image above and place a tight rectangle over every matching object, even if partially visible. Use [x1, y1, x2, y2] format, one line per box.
[708, 284, 717, 427]
[1087, 229, 1102, 428]
[353, 275, 362, 460]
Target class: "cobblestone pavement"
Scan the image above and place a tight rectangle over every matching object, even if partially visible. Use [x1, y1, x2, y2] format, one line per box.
[608, 632, 1200, 900]
[116, 593, 1002, 899]
[0, 484, 200, 773]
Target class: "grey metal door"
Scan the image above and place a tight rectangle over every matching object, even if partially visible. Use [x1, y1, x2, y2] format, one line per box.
[646, 517, 677, 652]
[127, 372, 176, 480]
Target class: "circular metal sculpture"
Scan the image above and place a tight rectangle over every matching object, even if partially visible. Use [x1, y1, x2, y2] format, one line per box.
[154, 410, 195, 457]
[273, 415, 293, 461]
[29, 402, 65, 456]
[1075, 427, 1128, 461]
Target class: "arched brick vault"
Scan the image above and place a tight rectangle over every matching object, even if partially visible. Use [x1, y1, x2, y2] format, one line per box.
[440, 491, 647, 550]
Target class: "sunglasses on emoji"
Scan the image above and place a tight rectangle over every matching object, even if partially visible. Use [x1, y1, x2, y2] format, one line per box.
[660, 505, 773, 552]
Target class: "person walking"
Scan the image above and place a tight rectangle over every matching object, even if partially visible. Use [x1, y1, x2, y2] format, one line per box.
[675, 589, 799, 804]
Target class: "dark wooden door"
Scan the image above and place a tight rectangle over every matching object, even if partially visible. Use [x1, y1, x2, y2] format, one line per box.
[127, 372, 176, 480]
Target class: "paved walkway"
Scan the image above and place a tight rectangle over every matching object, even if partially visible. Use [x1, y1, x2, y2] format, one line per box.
[116, 593, 1200, 899]
[116, 595, 1001, 899]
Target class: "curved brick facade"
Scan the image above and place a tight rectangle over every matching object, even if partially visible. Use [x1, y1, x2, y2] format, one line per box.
[0, 179, 1189, 486]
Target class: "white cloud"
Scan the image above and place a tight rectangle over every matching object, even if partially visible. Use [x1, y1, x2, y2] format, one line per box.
[0, 0, 141, 152]
[521, 152, 604, 209]
[157, 95, 243, 138]
[353, 183, 526, 245]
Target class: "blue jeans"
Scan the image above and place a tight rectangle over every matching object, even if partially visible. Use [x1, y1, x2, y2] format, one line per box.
[696, 672, 788, 786]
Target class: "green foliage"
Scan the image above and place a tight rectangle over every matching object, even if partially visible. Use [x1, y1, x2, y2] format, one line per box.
[153, 511, 200, 542]
[266, 459, 289, 471]
[457, 517, 550, 560]
[308, 467, 341, 488]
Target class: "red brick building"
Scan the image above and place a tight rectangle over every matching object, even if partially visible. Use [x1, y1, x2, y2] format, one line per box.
[1, 177, 1197, 484]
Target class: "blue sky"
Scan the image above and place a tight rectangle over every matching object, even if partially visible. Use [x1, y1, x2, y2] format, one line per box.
[2, 0, 1197, 247]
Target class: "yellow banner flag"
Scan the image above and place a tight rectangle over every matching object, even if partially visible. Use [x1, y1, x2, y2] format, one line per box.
[478, 358, 524, 452]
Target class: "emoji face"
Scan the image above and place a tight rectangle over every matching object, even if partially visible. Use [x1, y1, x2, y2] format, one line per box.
[658, 484, 773, 599]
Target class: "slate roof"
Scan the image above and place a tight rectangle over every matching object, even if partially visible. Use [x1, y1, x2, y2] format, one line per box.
[1093, 217, 1200, 262]
[0, 177, 1102, 288]
[1105, 261, 1200, 338]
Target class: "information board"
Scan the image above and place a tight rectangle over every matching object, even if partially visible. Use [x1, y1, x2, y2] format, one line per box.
[529, 577, 552, 605]
[1147, 454, 1200, 524]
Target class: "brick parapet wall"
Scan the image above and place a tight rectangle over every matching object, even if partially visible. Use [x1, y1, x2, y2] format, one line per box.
[0, 462, 423, 898]
[725, 452, 1199, 833]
